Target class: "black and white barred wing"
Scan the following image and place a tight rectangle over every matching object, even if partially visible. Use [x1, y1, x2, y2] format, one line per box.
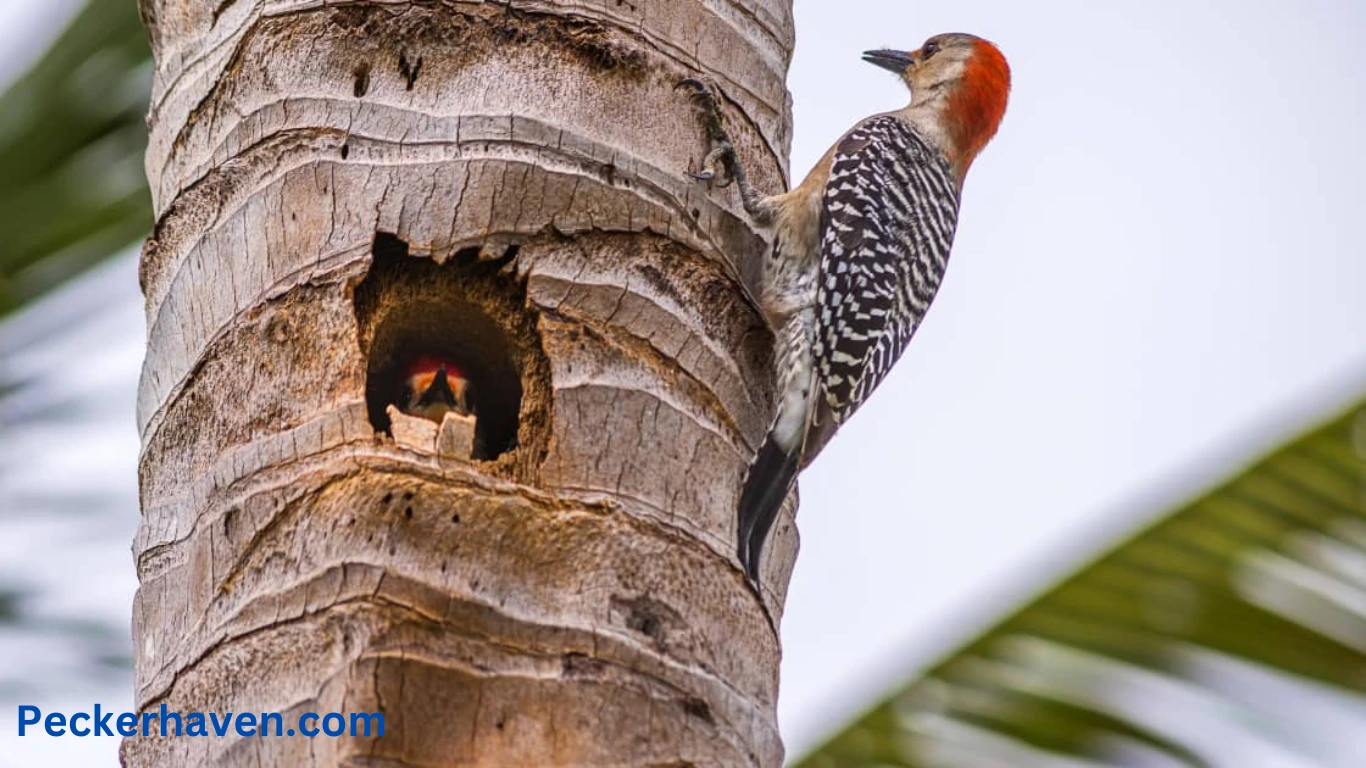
[813, 115, 960, 428]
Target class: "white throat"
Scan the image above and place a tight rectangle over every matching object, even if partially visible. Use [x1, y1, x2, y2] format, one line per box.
[896, 56, 967, 160]
[897, 96, 956, 161]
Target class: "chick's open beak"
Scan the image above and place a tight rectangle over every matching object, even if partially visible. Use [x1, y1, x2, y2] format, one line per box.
[418, 366, 458, 409]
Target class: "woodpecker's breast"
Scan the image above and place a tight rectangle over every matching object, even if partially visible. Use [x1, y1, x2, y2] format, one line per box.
[749, 188, 820, 331]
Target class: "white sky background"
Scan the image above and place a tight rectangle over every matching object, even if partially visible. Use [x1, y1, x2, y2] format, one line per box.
[1, 0, 1365, 765]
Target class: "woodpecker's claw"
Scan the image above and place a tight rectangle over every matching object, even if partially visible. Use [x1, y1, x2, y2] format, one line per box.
[686, 88, 719, 109]
[702, 144, 737, 188]
[677, 78, 725, 138]
[674, 77, 712, 98]
[678, 78, 725, 122]
[678, 77, 738, 187]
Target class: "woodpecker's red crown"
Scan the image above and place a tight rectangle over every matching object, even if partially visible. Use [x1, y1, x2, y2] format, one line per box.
[405, 355, 463, 394]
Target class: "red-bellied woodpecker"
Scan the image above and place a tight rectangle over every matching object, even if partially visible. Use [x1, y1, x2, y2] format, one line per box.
[400, 356, 475, 424]
[681, 33, 1011, 585]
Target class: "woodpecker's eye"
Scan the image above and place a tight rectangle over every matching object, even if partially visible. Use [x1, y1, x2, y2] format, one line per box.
[922, 41, 941, 59]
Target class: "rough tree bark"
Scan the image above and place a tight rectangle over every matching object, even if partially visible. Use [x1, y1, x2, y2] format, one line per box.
[126, 0, 796, 765]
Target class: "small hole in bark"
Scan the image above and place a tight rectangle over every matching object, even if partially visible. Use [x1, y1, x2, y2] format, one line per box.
[611, 595, 678, 649]
[403, 490, 414, 501]
[681, 697, 713, 724]
[382, 492, 392, 504]
[398, 51, 422, 90]
[353, 62, 370, 97]
[223, 507, 239, 538]
[450, 513, 460, 524]
[634, 614, 661, 638]
[356, 232, 540, 462]
[340, 143, 350, 160]
[404, 506, 413, 520]
[561, 652, 604, 678]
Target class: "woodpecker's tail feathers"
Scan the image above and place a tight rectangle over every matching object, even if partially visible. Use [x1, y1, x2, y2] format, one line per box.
[737, 431, 800, 586]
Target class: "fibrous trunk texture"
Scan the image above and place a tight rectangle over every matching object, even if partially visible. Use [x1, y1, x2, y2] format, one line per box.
[126, 1, 795, 766]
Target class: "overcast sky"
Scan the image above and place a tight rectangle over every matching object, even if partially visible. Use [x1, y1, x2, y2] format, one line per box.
[2, 1, 1366, 765]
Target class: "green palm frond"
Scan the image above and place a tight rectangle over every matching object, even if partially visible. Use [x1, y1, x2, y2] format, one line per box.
[0, 0, 151, 317]
[799, 398, 1366, 767]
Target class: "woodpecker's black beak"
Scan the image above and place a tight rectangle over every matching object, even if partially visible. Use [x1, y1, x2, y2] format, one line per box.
[417, 365, 457, 408]
[862, 49, 915, 74]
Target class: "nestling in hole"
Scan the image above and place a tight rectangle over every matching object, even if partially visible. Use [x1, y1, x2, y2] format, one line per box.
[357, 233, 526, 461]
[400, 356, 476, 423]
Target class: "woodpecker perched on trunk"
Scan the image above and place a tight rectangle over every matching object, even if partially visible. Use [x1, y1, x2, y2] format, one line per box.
[681, 33, 1011, 585]
[399, 356, 475, 424]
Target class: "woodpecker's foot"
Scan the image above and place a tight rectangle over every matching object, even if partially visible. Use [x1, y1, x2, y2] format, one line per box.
[697, 142, 739, 187]
[677, 78, 738, 187]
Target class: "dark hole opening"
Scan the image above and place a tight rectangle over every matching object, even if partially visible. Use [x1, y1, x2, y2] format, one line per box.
[358, 233, 525, 460]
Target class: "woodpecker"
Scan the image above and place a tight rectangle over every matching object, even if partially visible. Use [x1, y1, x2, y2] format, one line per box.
[681, 33, 1011, 585]
[399, 356, 475, 424]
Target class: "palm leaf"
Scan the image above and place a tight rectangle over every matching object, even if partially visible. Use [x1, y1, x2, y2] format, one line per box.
[0, 0, 151, 317]
[798, 398, 1366, 767]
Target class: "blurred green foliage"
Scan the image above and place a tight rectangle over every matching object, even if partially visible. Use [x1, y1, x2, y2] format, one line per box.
[798, 400, 1366, 766]
[0, 0, 151, 317]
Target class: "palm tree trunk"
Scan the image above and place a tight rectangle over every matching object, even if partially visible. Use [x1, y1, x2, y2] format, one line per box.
[125, 1, 795, 765]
